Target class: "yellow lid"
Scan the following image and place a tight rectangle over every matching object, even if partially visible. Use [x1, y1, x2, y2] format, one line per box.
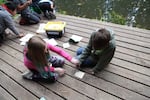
[44, 21, 66, 31]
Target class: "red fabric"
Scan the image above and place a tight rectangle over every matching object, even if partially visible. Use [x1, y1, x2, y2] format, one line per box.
[1, 4, 12, 14]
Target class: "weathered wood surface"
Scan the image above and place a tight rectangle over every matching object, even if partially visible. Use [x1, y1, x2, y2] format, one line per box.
[0, 14, 150, 100]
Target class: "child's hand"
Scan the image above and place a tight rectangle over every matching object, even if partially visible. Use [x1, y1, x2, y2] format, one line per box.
[17, 33, 24, 38]
[71, 57, 80, 66]
[54, 68, 65, 76]
[89, 69, 98, 75]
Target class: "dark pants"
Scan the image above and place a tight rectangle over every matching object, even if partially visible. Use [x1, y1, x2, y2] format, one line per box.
[38, 2, 53, 13]
[0, 32, 6, 44]
[76, 47, 97, 68]
[21, 11, 40, 24]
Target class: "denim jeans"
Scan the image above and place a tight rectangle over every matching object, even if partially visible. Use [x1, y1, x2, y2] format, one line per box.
[21, 11, 40, 24]
[76, 47, 97, 68]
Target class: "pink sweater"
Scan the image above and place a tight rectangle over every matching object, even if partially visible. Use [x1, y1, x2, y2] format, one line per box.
[23, 43, 72, 72]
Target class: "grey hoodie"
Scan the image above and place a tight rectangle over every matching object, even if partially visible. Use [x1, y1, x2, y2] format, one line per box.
[0, 6, 19, 35]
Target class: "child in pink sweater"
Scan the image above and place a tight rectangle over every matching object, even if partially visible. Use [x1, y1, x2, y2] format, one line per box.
[23, 36, 77, 83]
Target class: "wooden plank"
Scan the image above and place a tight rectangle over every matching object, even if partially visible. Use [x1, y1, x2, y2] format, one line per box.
[0, 46, 93, 100]
[42, 81, 93, 100]
[0, 71, 38, 100]
[116, 41, 150, 54]
[15, 23, 150, 57]
[63, 65, 150, 99]
[0, 44, 23, 62]
[95, 70, 150, 98]
[15, 21, 150, 53]
[116, 46, 150, 61]
[57, 14, 150, 36]
[0, 86, 16, 100]
[11, 15, 150, 100]
[111, 58, 150, 77]
[115, 36, 150, 48]
[8, 31, 150, 78]
[56, 34, 150, 69]
[17, 19, 150, 45]
[11, 26, 150, 79]
[114, 52, 150, 68]
[9, 26, 150, 82]
[4, 33, 150, 100]
[62, 26, 150, 53]
[2, 37, 121, 100]
[64, 27, 150, 44]
[0, 54, 64, 100]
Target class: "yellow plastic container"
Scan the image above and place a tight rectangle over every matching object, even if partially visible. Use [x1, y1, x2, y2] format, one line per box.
[44, 21, 66, 31]
[44, 21, 66, 38]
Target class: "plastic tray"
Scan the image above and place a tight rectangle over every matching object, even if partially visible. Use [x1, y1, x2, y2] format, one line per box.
[44, 21, 66, 31]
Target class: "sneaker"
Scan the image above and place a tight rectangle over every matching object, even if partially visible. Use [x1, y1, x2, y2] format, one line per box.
[44, 10, 51, 20]
[22, 71, 33, 80]
[49, 11, 56, 19]
[45, 10, 56, 20]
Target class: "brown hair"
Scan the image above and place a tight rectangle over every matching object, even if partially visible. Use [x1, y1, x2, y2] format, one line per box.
[92, 28, 110, 49]
[27, 36, 49, 67]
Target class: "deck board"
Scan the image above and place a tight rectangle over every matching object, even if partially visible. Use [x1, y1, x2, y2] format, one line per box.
[0, 70, 38, 100]
[0, 14, 150, 100]
[0, 85, 16, 100]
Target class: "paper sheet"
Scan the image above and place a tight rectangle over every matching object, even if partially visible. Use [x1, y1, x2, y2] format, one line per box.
[20, 41, 26, 46]
[19, 33, 34, 42]
[74, 71, 85, 79]
[36, 23, 46, 34]
[63, 42, 70, 48]
[70, 35, 83, 42]
[43, 38, 58, 46]
[19, 33, 34, 45]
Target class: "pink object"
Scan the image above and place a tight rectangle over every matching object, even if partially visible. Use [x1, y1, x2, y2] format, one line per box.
[23, 43, 72, 72]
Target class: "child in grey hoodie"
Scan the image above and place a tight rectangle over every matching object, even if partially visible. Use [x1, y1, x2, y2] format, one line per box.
[0, 2, 24, 45]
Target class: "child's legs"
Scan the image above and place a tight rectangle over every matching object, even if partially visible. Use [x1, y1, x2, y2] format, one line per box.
[39, 2, 53, 13]
[49, 56, 65, 67]
[76, 47, 85, 56]
[21, 13, 40, 24]
[76, 47, 96, 67]
[28, 13, 40, 24]
[23, 68, 57, 82]
[81, 56, 97, 68]
[32, 11, 41, 19]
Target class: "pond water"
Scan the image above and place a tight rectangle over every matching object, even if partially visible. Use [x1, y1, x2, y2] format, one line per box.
[55, 0, 150, 30]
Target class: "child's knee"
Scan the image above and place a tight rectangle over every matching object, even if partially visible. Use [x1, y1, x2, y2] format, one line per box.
[49, 56, 65, 67]
[76, 47, 85, 55]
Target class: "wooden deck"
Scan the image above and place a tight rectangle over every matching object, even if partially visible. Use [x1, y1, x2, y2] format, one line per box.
[0, 14, 150, 100]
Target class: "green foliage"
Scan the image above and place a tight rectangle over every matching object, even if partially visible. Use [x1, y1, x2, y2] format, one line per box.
[110, 11, 126, 25]
[58, 10, 67, 15]
[0, 0, 6, 5]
